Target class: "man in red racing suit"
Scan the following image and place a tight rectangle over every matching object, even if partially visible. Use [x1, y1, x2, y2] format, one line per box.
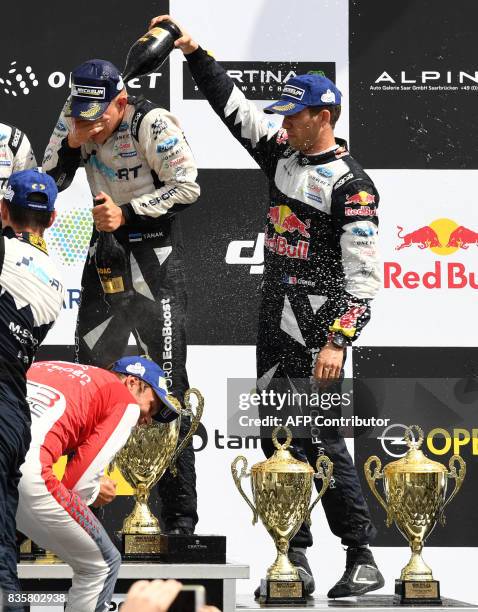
[16, 356, 178, 612]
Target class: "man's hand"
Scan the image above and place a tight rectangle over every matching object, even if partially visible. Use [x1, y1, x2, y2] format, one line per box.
[149, 15, 199, 55]
[122, 580, 182, 612]
[92, 192, 125, 232]
[68, 118, 108, 148]
[91, 476, 117, 508]
[313, 343, 345, 386]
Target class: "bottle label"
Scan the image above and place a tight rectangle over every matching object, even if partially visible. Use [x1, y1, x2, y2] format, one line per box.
[99, 276, 125, 294]
[140, 27, 166, 42]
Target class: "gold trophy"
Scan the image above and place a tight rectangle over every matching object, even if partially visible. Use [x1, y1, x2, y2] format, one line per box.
[365, 425, 466, 604]
[231, 425, 333, 604]
[111, 388, 203, 558]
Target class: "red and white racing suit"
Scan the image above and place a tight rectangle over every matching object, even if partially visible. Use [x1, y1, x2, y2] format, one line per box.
[16, 361, 140, 612]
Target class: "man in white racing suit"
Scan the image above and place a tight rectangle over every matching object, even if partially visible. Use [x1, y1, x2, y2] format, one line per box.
[43, 59, 200, 534]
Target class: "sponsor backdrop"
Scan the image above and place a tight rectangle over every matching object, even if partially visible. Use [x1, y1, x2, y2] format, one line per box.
[2, 0, 478, 605]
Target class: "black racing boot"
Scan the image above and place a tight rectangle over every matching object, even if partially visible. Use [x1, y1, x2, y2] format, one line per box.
[327, 547, 384, 598]
[254, 548, 315, 599]
[289, 548, 316, 595]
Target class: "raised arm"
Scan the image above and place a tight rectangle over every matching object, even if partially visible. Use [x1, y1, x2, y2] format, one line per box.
[42, 99, 82, 191]
[150, 15, 284, 175]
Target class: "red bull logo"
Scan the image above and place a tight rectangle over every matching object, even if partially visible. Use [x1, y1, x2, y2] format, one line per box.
[266, 205, 311, 260]
[265, 234, 309, 260]
[267, 205, 311, 238]
[385, 261, 478, 289]
[344, 191, 376, 217]
[387, 218, 478, 290]
[396, 225, 441, 250]
[395, 219, 478, 254]
[446, 226, 478, 249]
[345, 191, 376, 206]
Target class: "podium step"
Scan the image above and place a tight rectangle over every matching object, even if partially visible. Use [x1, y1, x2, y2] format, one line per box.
[18, 560, 249, 580]
[19, 561, 249, 612]
[236, 594, 478, 611]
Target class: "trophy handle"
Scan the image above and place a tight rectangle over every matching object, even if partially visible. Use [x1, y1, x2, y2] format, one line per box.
[364, 456, 392, 526]
[306, 455, 333, 525]
[272, 425, 292, 450]
[404, 424, 424, 449]
[169, 388, 204, 477]
[440, 454, 466, 525]
[231, 456, 258, 525]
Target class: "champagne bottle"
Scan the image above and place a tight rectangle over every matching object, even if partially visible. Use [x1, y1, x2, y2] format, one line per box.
[93, 197, 134, 305]
[123, 20, 181, 82]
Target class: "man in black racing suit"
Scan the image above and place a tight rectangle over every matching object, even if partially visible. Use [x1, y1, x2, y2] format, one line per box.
[150, 15, 384, 598]
[43, 59, 200, 535]
[0, 168, 63, 609]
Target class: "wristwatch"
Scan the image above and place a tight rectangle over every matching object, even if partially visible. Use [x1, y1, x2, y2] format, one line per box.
[328, 332, 348, 349]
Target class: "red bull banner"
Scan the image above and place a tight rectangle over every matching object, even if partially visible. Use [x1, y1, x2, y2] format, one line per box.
[386, 218, 478, 290]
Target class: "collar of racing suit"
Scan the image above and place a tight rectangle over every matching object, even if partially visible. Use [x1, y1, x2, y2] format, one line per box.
[98, 95, 146, 141]
[2, 226, 48, 254]
[297, 137, 348, 166]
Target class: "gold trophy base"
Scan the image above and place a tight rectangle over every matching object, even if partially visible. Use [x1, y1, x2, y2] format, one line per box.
[120, 532, 162, 560]
[119, 496, 162, 559]
[259, 579, 306, 605]
[18, 538, 35, 561]
[394, 579, 442, 605]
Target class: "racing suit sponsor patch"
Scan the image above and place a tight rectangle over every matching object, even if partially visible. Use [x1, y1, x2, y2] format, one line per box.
[265, 234, 309, 260]
[157, 136, 179, 152]
[72, 85, 106, 99]
[151, 118, 168, 140]
[329, 305, 367, 338]
[282, 85, 305, 101]
[161, 298, 173, 388]
[333, 172, 354, 190]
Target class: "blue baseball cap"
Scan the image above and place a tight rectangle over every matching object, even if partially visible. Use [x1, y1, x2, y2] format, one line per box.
[66, 59, 124, 121]
[264, 74, 342, 116]
[3, 169, 58, 212]
[111, 355, 180, 423]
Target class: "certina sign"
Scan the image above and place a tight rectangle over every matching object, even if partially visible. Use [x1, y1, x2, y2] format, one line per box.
[183, 61, 335, 100]
[370, 70, 478, 92]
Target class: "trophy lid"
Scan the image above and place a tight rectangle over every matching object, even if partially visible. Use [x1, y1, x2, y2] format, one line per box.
[383, 425, 448, 475]
[251, 426, 314, 475]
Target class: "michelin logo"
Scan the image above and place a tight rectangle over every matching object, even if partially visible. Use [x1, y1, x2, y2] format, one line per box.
[283, 85, 305, 101]
[72, 85, 106, 99]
